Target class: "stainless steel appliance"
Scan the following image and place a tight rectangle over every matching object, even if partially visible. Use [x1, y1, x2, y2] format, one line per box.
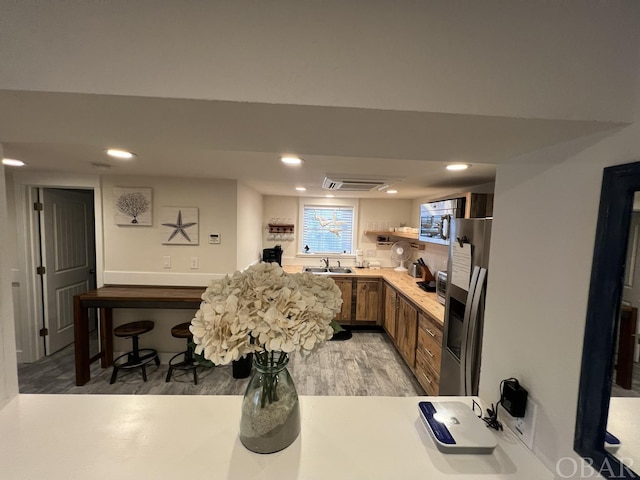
[418, 199, 465, 245]
[439, 218, 492, 396]
[435, 271, 447, 305]
[408, 262, 423, 278]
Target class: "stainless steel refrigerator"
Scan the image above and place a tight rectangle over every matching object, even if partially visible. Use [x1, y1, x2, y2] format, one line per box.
[439, 218, 492, 396]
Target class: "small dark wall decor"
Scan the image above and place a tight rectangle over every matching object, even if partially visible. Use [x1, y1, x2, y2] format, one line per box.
[114, 187, 152, 226]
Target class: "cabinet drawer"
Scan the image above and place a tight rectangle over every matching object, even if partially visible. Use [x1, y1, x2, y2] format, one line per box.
[418, 312, 443, 345]
[417, 325, 442, 372]
[415, 349, 440, 396]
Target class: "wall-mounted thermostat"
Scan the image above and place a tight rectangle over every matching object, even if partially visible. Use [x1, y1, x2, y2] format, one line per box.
[209, 233, 221, 244]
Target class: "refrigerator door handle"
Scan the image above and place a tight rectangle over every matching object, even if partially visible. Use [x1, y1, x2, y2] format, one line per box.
[464, 267, 487, 395]
[459, 266, 480, 395]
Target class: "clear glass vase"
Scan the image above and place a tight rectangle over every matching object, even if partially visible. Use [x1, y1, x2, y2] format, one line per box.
[239, 351, 301, 454]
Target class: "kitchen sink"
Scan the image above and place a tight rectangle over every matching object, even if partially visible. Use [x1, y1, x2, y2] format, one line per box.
[302, 266, 354, 274]
[328, 267, 354, 274]
[302, 267, 329, 273]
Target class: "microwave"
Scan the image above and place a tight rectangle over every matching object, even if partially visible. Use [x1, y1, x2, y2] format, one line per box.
[418, 199, 465, 245]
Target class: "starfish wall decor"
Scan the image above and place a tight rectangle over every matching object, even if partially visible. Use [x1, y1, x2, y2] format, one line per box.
[160, 207, 199, 245]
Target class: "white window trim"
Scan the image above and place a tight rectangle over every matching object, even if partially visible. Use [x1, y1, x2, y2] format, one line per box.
[296, 197, 358, 258]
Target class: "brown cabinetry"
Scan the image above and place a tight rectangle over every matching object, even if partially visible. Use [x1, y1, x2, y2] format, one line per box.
[382, 280, 444, 395]
[396, 295, 418, 368]
[333, 277, 381, 325]
[333, 278, 353, 322]
[415, 311, 443, 395]
[355, 278, 381, 324]
[383, 283, 398, 341]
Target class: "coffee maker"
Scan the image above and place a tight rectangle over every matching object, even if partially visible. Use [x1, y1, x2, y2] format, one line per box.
[262, 245, 283, 266]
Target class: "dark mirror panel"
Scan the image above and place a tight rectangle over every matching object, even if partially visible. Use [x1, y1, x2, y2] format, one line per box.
[575, 162, 640, 479]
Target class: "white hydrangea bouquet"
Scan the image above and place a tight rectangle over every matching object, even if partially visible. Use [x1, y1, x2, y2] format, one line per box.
[190, 262, 343, 369]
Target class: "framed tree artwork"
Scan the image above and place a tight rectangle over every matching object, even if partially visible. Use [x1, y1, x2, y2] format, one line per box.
[160, 207, 199, 245]
[114, 187, 153, 226]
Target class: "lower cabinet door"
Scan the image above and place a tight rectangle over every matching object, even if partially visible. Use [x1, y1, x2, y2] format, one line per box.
[396, 295, 417, 368]
[333, 278, 353, 323]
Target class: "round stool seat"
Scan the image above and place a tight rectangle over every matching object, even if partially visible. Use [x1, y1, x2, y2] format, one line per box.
[114, 320, 155, 337]
[171, 322, 192, 339]
[109, 320, 159, 385]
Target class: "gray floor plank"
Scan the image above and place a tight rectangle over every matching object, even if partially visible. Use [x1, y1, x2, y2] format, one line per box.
[18, 331, 425, 397]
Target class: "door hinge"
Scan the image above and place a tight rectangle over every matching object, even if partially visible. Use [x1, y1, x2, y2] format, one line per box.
[36, 266, 46, 275]
[39, 328, 48, 337]
[33, 202, 43, 211]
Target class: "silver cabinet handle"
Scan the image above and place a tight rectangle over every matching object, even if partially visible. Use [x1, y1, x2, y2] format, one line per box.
[424, 348, 434, 358]
[425, 328, 436, 337]
[422, 372, 432, 384]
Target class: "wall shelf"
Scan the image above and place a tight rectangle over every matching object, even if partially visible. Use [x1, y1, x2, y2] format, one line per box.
[363, 230, 419, 241]
[268, 224, 295, 234]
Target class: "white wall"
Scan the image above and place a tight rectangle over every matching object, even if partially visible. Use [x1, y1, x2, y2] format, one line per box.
[0, 1, 637, 123]
[263, 196, 419, 267]
[479, 123, 640, 475]
[0, 144, 19, 407]
[236, 182, 263, 270]
[358, 198, 412, 267]
[102, 175, 238, 285]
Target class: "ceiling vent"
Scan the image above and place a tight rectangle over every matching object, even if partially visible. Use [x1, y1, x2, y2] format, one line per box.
[322, 176, 401, 192]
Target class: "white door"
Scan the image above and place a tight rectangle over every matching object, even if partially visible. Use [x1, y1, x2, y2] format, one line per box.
[40, 188, 96, 355]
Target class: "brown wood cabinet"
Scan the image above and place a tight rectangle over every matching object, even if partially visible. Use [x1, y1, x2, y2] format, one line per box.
[383, 283, 398, 341]
[381, 280, 444, 395]
[415, 311, 443, 395]
[332, 277, 381, 325]
[355, 278, 381, 324]
[396, 295, 418, 368]
[333, 278, 353, 322]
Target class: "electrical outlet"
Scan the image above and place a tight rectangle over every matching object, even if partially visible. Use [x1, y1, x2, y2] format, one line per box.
[500, 396, 538, 450]
[190, 257, 199, 269]
[366, 249, 376, 257]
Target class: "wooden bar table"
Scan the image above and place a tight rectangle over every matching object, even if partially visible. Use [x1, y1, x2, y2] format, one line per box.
[73, 285, 205, 386]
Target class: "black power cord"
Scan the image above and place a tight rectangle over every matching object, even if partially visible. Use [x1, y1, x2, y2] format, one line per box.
[472, 377, 521, 431]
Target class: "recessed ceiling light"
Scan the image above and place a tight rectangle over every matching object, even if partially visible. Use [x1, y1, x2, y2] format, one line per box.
[2, 158, 25, 167]
[446, 163, 470, 171]
[106, 148, 136, 159]
[295, 187, 307, 192]
[386, 189, 398, 194]
[281, 156, 303, 166]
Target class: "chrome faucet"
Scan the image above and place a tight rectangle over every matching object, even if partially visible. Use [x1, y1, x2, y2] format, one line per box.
[322, 257, 330, 268]
[337, 260, 341, 267]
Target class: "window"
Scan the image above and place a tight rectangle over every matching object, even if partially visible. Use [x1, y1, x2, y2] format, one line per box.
[300, 204, 355, 255]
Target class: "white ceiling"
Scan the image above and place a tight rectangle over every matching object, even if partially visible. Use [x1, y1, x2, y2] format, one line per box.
[0, 90, 623, 199]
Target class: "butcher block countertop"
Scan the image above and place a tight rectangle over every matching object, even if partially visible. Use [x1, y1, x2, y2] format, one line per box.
[282, 265, 445, 325]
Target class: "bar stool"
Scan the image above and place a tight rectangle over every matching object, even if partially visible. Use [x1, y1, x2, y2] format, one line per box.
[110, 320, 160, 384]
[166, 322, 200, 385]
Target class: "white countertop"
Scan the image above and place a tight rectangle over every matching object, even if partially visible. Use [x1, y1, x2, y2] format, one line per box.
[0, 394, 552, 479]
[607, 397, 640, 469]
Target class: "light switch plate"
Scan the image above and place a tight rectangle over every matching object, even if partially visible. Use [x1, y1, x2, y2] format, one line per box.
[162, 256, 171, 268]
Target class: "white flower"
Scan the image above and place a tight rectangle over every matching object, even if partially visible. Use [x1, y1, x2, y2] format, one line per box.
[190, 263, 343, 365]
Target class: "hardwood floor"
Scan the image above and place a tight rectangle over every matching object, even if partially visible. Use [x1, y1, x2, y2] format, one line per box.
[18, 331, 425, 396]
